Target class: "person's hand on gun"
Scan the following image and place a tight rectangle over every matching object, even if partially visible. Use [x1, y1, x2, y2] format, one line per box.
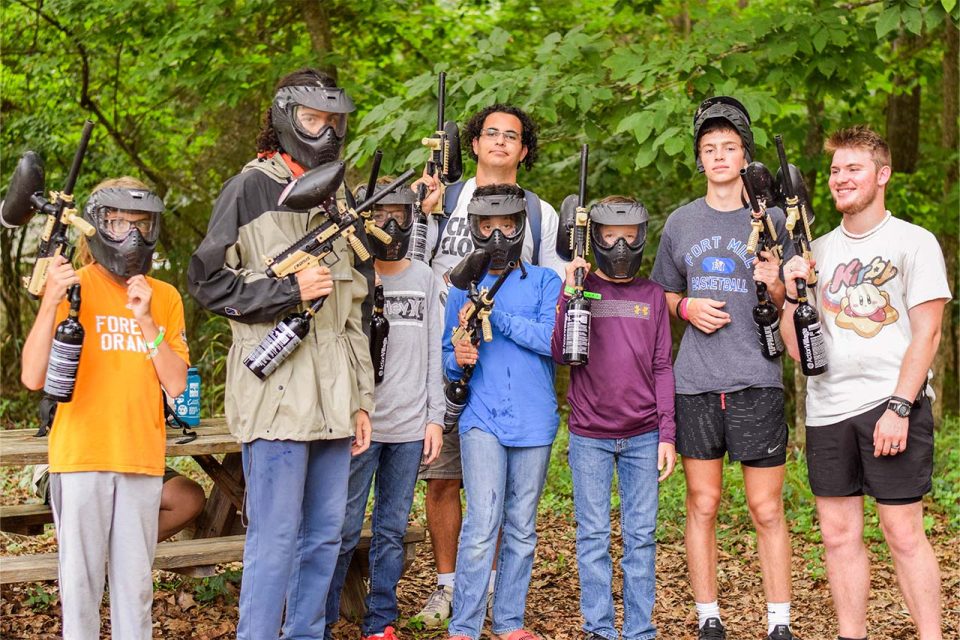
[41, 255, 79, 307]
[454, 338, 479, 367]
[458, 301, 475, 330]
[352, 409, 371, 456]
[752, 249, 781, 287]
[564, 257, 591, 291]
[782, 255, 816, 300]
[295, 265, 334, 300]
[410, 167, 442, 213]
[685, 298, 731, 334]
[422, 423, 443, 465]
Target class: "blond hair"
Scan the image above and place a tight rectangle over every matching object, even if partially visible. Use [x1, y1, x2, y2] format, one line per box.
[824, 125, 892, 170]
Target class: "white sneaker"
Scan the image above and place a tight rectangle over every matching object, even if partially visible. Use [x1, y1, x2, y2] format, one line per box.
[416, 585, 453, 628]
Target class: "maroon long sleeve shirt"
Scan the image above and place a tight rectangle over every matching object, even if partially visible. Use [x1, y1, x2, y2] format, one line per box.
[551, 273, 676, 443]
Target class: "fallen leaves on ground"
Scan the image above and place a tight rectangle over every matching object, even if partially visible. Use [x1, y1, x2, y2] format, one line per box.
[2, 510, 957, 639]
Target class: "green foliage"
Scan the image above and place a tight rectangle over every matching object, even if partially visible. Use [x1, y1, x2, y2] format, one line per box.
[0, 0, 956, 422]
[24, 583, 58, 611]
[192, 567, 242, 603]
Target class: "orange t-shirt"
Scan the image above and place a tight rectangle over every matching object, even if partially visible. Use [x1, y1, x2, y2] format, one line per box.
[47, 265, 190, 475]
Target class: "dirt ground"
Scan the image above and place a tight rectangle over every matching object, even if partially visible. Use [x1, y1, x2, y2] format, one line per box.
[1, 509, 957, 639]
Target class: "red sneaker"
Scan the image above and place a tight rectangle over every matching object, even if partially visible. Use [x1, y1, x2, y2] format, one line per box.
[501, 631, 541, 640]
[362, 627, 399, 640]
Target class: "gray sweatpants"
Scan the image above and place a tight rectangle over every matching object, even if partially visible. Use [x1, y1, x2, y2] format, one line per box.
[49, 471, 162, 640]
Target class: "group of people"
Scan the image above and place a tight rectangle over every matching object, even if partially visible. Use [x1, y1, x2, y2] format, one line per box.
[18, 66, 950, 640]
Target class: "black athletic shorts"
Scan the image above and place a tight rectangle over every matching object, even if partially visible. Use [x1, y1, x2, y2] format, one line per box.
[675, 387, 787, 467]
[806, 398, 934, 504]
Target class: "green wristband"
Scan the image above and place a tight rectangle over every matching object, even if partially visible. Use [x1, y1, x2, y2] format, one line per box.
[148, 327, 166, 349]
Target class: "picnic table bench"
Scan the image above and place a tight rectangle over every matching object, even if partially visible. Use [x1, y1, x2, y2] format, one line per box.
[0, 418, 424, 617]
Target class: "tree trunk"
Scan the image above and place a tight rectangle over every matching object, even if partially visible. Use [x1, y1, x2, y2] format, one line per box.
[933, 21, 959, 422]
[885, 35, 922, 174]
[300, 0, 336, 79]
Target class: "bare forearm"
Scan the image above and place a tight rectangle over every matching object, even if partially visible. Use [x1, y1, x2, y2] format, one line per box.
[21, 301, 59, 390]
[665, 291, 683, 321]
[139, 317, 189, 397]
[892, 328, 941, 401]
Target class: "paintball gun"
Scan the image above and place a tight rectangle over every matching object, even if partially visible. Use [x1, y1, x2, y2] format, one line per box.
[556, 144, 592, 365]
[1, 121, 96, 297]
[740, 162, 785, 360]
[774, 135, 826, 376]
[442, 250, 517, 432]
[409, 71, 463, 262]
[247, 163, 414, 379]
[263, 162, 415, 278]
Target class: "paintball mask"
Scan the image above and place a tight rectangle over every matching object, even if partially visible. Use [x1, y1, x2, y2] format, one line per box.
[589, 200, 649, 279]
[693, 96, 754, 173]
[355, 182, 417, 261]
[467, 192, 526, 270]
[272, 83, 356, 169]
[84, 187, 164, 278]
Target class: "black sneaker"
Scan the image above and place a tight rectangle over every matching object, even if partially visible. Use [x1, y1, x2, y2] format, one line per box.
[699, 618, 726, 640]
[583, 634, 609, 640]
[767, 625, 796, 640]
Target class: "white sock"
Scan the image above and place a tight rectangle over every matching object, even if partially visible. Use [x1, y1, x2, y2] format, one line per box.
[696, 601, 721, 628]
[437, 572, 455, 589]
[767, 602, 790, 634]
[487, 570, 497, 593]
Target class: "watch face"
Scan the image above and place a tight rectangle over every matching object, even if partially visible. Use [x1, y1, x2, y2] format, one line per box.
[889, 402, 910, 417]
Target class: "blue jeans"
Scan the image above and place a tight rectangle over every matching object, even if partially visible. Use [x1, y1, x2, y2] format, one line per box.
[236, 437, 351, 640]
[449, 427, 553, 639]
[569, 430, 659, 640]
[324, 440, 423, 637]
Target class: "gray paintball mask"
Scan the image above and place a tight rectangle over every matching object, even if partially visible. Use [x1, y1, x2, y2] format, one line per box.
[467, 193, 526, 270]
[272, 84, 356, 169]
[589, 201, 649, 279]
[84, 187, 164, 277]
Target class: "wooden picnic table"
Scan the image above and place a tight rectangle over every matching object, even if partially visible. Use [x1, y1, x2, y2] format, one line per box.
[0, 418, 424, 618]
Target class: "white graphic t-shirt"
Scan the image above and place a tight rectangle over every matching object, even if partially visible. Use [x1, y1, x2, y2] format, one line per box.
[806, 213, 951, 425]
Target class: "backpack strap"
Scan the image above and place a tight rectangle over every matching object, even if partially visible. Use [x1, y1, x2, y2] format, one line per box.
[432, 181, 466, 261]
[523, 189, 542, 266]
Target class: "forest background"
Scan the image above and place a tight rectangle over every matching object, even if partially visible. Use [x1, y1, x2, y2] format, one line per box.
[0, 0, 958, 637]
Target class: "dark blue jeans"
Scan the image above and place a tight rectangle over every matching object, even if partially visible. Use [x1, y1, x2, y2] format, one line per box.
[325, 440, 423, 636]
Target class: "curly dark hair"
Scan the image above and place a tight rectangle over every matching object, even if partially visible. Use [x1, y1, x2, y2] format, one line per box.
[255, 68, 338, 154]
[472, 183, 525, 199]
[462, 104, 538, 171]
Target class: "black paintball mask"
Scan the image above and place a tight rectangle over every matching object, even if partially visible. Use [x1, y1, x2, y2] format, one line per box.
[589, 201, 649, 280]
[467, 193, 526, 271]
[355, 182, 416, 261]
[693, 96, 754, 173]
[272, 83, 356, 169]
[84, 187, 164, 278]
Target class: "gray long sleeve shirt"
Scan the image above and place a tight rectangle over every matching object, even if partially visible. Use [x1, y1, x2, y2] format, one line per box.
[372, 260, 445, 443]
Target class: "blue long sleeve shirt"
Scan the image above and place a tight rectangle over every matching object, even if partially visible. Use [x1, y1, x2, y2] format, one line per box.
[443, 264, 562, 447]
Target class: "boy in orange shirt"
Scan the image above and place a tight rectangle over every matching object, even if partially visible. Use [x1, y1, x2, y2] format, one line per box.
[21, 177, 189, 639]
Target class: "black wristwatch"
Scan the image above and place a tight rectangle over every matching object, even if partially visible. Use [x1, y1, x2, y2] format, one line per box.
[887, 396, 912, 418]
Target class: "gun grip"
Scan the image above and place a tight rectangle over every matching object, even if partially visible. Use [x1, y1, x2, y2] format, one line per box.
[365, 221, 392, 244]
[347, 232, 370, 262]
[67, 211, 96, 237]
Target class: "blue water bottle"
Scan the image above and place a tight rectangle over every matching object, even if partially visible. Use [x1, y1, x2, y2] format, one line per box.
[174, 367, 201, 426]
